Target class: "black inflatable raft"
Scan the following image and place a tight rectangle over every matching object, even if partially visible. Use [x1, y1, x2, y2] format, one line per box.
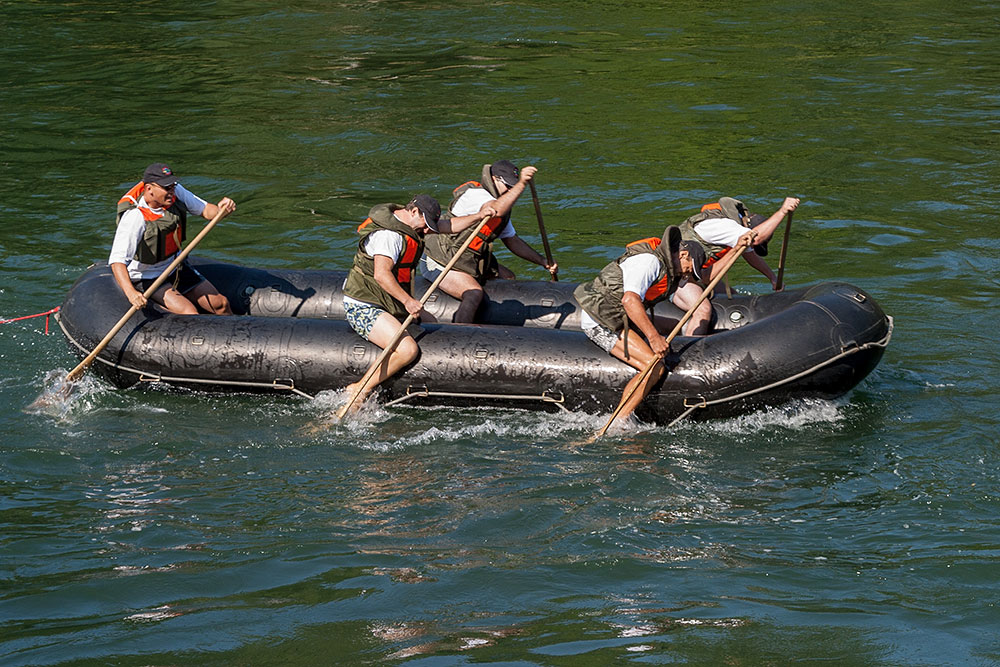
[56, 257, 892, 424]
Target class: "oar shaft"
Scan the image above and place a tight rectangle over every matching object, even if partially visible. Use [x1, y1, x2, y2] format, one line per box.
[335, 215, 492, 420]
[64, 208, 231, 383]
[775, 211, 793, 291]
[528, 180, 557, 281]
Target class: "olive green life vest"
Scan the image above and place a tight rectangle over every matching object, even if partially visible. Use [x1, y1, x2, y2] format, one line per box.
[573, 237, 679, 333]
[343, 203, 425, 318]
[115, 182, 189, 265]
[424, 165, 510, 282]
[679, 198, 749, 264]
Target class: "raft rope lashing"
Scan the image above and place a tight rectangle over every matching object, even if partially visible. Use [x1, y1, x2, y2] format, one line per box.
[664, 316, 894, 428]
[1, 306, 60, 334]
[55, 312, 315, 399]
[385, 386, 570, 412]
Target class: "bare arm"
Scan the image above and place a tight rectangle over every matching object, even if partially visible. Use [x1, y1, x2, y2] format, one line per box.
[111, 262, 147, 309]
[622, 291, 668, 356]
[751, 196, 800, 245]
[435, 204, 498, 234]
[501, 235, 558, 275]
[490, 165, 537, 218]
[201, 197, 237, 221]
[743, 251, 778, 289]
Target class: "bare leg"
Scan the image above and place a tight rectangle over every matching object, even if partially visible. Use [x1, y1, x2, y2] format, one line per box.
[607, 328, 666, 422]
[669, 281, 713, 336]
[187, 279, 233, 315]
[152, 285, 199, 315]
[433, 269, 484, 323]
[344, 312, 420, 410]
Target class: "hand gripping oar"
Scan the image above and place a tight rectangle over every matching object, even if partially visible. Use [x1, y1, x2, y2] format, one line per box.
[528, 180, 557, 281]
[62, 208, 231, 387]
[334, 214, 492, 421]
[594, 234, 752, 438]
[774, 210, 793, 291]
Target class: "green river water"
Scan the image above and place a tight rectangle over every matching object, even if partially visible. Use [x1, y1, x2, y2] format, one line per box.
[2, 1, 998, 664]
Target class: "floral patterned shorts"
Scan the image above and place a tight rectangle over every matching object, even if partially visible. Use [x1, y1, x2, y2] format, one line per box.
[343, 301, 385, 341]
[583, 322, 620, 353]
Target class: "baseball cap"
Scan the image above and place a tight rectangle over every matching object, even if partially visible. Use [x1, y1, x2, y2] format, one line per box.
[489, 160, 519, 187]
[680, 240, 707, 281]
[407, 194, 442, 231]
[142, 163, 179, 187]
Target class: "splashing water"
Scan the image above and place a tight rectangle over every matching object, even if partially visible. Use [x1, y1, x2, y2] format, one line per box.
[23, 368, 107, 420]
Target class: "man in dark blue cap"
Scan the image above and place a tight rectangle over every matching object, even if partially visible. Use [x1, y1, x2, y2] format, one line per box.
[341, 194, 497, 410]
[108, 162, 237, 315]
[679, 196, 800, 290]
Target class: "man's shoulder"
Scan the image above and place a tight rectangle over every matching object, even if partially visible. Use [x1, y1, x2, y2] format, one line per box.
[116, 207, 146, 229]
[452, 187, 493, 214]
[621, 251, 663, 273]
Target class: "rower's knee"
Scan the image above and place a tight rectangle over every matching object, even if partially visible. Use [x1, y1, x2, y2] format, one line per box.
[396, 336, 419, 365]
[206, 294, 232, 315]
[684, 302, 713, 336]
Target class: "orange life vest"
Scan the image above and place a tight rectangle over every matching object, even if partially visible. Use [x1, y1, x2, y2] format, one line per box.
[115, 182, 188, 264]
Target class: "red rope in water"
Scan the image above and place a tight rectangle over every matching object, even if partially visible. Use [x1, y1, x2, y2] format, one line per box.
[0, 306, 60, 334]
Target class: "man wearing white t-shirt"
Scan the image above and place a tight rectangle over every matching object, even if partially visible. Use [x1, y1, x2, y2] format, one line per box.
[573, 226, 705, 424]
[421, 160, 558, 322]
[108, 163, 236, 315]
[675, 195, 800, 334]
[680, 196, 800, 288]
[340, 195, 497, 411]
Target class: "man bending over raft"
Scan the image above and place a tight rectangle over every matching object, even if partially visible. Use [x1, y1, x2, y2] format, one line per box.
[342, 195, 498, 409]
[420, 160, 558, 322]
[573, 226, 705, 423]
[109, 163, 236, 315]
[675, 195, 800, 335]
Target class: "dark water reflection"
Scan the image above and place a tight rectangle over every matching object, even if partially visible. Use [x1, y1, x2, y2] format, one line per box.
[3, 0, 1000, 664]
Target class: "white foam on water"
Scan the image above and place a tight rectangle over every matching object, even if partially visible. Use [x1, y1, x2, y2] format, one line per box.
[691, 397, 848, 436]
[23, 368, 115, 422]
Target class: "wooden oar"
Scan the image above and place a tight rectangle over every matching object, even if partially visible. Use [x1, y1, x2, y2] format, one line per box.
[62, 208, 231, 387]
[774, 210, 793, 291]
[528, 180, 557, 281]
[334, 214, 492, 421]
[594, 234, 752, 438]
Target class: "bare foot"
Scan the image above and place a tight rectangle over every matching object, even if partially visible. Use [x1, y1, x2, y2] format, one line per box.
[341, 382, 370, 415]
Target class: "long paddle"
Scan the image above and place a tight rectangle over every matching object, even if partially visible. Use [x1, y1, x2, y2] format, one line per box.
[334, 214, 492, 421]
[774, 210, 793, 291]
[62, 207, 231, 386]
[594, 234, 753, 438]
[527, 180, 557, 281]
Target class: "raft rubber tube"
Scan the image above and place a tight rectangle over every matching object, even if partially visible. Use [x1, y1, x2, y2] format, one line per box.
[56, 257, 892, 423]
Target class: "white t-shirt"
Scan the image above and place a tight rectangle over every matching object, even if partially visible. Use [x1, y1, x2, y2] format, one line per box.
[693, 217, 753, 254]
[108, 184, 208, 280]
[451, 187, 516, 239]
[342, 229, 407, 307]
[580, 253, 663, 329]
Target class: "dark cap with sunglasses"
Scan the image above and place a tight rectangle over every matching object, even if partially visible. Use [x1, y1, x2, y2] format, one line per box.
[407, 194, 442, 232]
[489, 160, 519, 187]
[143, 163, 179, 188]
